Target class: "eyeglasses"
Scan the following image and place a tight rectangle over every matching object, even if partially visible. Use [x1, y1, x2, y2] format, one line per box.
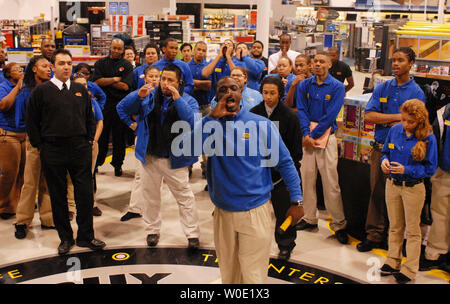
[231, 74, 245, 78]
[11, 67, 24, 72]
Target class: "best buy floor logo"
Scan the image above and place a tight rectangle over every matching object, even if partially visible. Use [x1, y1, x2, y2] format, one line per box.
[0, 248, 361, 284]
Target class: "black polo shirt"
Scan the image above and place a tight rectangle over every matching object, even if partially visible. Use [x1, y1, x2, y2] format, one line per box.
[92, 56, 133, 110]
[329, 60, 352, 83]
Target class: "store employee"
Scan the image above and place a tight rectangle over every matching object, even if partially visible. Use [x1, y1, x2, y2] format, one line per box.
[358, 47, 426, 253]
[92, 38, 134, 176]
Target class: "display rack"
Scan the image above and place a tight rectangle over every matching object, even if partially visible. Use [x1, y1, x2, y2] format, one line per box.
[145, 20, 184, 43]
[90, 24, 131, 56]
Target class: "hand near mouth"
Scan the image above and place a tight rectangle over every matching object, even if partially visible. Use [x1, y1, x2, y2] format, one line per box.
[210, 93, 238, 119]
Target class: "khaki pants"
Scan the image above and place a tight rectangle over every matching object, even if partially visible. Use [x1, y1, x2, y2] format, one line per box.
[68, 142, 98, 212]
[425, 168, 450, 260]
[385, 178, 425, 279]
[213, 201, 275, 284]
[139, 155, 200, 238]
[300, 134, 347, 231]
[0, 129, 26, 214]
[365, 148, 389, 242]
[15, 137, 53, 226]
[127, 157, 143, 214]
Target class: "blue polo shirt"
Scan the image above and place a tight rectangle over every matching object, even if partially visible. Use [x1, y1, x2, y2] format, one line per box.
[210, 85, 263, 113]
[0, 79, 22, 132]
[438, 105, 450, 171]
[132, 63, 148, 90]
[0, 70, 5, 85]
[209, 57, 246, 101]
[188, 59, 212, 106]
[14, 87, 31, 131]
[365, 78, 426, 144]
[296, 74, 345, 139]
[91, 98, 103, 122]
[153, 58, 195, 95]
[381, 123, 437, 181]
[88, 81, 106, 110]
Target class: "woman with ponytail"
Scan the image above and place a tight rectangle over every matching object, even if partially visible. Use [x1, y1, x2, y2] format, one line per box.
[379, 99, 438, 283]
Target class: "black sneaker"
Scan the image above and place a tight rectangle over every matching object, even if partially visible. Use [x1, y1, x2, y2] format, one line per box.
[357, 239, 382, 252]
[147, 234, 159, 247]
[188, 238, 200, 250]
[114, 166, 123, 177]
[14, 224, 27, 239]
[294, 219, 318, 231]
[120, 212, 142, 222]
[419, 255, 446, 271]
[92, 206, 102, 217]
[278, 249, 292, 261]
[335, 229, 348, 244]
[380, 264, 400, 276]
[393, 272, 412, 284]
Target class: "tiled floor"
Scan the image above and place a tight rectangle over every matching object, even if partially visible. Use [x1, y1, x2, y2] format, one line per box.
[0, 69, 448, 285]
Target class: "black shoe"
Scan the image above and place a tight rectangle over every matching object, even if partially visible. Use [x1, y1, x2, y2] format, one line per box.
[294, 219, 318, 231]
[14, 224, 27, 239]
[0, 213, 15, 220]
[393, 272, 412, 284]
[278, 249, 292, 261]
[41, 224, 56, 230]
[188, 238, 200, 250]
[419, 255, 446, 271]
[120, 212, 142, 222]
[114, 167, 123, 177]
[380, 264, 400, 276]
[147, 234, 159, 247]
[92, 206, 102, 216]
[58, 240, 75, 255]
[335, 229, 348, 244]
[357, 239, 382, 252]
[76, 238, 106, 251]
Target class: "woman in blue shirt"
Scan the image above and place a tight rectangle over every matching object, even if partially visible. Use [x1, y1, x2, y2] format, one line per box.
[266, 56, 296, 102]
[14, 55, 53, 239]
[380, 99, 438, 284]
[0, 62, 26, 219]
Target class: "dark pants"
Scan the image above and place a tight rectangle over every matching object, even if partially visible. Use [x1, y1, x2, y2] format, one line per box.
[96, 106, 126, 169]
[272, 180, 297, 251]
[40, 136, 94, 243]
[365, 148, 389, 243]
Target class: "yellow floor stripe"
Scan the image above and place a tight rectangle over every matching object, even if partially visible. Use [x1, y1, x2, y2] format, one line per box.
[103, 147, 134, 164]
[325, 217, 449, 282]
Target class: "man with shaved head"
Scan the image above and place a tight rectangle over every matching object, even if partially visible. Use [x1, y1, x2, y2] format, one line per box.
[40, 38, 56, 62]
[92, 38, 134, 176]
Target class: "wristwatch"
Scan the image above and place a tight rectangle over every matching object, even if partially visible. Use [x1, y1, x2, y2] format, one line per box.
[291, 200, 304, 207]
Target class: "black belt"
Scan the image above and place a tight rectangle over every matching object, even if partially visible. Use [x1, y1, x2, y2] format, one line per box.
[388, 177, 423, 187]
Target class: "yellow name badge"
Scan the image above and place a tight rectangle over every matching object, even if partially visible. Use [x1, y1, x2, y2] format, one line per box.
[215, 68, 222, 73]
[242, 132, 250, 140]
[325, 94, 331, 100]
[380, 97, 388, 103]
[388, 143, 395, 149]
[445, 120, 450, 127]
